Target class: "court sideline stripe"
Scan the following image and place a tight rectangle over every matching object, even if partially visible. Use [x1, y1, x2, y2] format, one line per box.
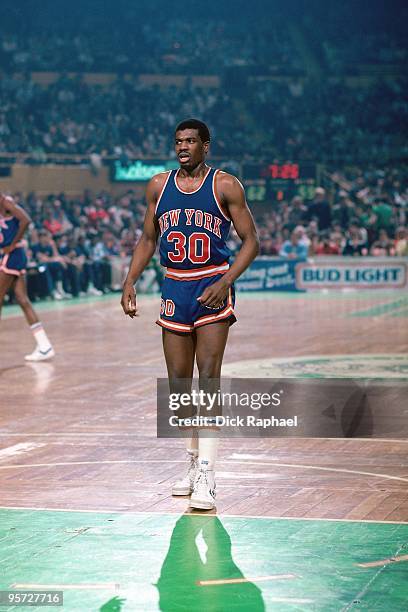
[341, 543, 407, 611]
[11, 583, 120, 590]
[0, 506, 406, 524]
[355, 554, 408, 568]
[0, 459, 406, 483]
[0, 433, 407, 442]
[197, 573, 296, 586]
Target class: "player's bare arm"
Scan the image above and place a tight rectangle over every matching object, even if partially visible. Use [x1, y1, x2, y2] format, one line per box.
[121, 173, 166, 318]
[197, 172, 259, 308]
[0, 195, 31, 254]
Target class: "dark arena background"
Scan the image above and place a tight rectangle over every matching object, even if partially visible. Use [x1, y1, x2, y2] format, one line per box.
[0, 1, 407, 610]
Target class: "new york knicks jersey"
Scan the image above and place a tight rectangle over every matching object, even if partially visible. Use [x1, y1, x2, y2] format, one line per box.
[0, 197, 27, 275]
[0, 213, 20, 248]
[155, 167, 231, 271]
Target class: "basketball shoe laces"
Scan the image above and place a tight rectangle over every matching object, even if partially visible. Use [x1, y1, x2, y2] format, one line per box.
[185, 453, 198, 486]
[193, 468, 216, 499]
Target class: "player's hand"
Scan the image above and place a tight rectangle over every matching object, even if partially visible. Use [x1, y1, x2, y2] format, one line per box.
[121, 282, 138, 318]
[197, 277, 230, 309]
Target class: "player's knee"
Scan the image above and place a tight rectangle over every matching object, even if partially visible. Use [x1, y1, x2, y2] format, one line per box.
[198, 359, 222, 379]
[167, 367, 192, 380]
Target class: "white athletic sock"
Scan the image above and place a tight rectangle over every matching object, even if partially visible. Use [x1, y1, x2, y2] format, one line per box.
[198, 433, 219, 470]
[30, 323, 52, 352]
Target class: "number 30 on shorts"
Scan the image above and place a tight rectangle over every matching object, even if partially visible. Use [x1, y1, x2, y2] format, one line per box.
[167, 231, 210, 264]
[160, 298, 175, 317]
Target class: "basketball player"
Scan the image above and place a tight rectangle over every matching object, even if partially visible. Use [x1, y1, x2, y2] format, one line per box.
[121, 119, 259, 510]
[0, 193, 55, 361]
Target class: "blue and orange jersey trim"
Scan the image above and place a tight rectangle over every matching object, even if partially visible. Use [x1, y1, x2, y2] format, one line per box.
[165, 261, 230, 281]
[156, 287, 234, 333]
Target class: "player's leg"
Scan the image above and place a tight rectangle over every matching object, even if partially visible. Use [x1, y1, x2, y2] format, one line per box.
[195, 319, 230, 379]
[162, 327, 196, 380]
[162, 328, 199, 495]
[13, 275, 55, 361]
[0, 271, 16, 319]
[191, 320, 230, 509]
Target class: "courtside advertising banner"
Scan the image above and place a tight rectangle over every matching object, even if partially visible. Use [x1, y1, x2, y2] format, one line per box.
[236, 257, 408, 291]
[297, 257, 408, 290]
[235, 257, 302, 291]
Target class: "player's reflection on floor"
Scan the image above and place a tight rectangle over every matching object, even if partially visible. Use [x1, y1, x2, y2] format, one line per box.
[156, 514, 265, 612]
[99, 596, 125, 612]
[25, 361, 56, 393]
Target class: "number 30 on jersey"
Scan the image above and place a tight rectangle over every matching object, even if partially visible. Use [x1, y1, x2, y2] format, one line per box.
[167, 231, 210, 264]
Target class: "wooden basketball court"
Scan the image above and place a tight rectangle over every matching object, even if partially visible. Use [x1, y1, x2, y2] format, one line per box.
[1, 290, 407, 610]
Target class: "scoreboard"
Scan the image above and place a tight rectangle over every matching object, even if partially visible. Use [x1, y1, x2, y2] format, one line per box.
[110, 159, 317, 203]
[111, 159, 178, 181]
[242, 162, 317, 202]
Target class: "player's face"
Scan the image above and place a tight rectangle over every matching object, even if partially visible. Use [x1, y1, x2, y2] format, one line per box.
[175, 129, 209, 169]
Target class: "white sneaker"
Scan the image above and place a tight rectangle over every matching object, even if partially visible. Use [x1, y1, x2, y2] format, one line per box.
[87, 286, 103, 296]
[189, 468, 216, 510]
[52, 290, 63, 301]
[172, 451, 198, 496]
[25, 347, 55, 362]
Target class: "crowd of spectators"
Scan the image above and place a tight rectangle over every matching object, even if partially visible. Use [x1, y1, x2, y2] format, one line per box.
[242, 76, 407, 162]
[0, 19, 300, 75]
[0, 1, 406, 164]
[254, 165, 407, 259]
[0, 0, 406, 164]
[4, 24, 405, 77]
[3, 163, 406, 303]
[321, 32, 407, 75]
[0, 75, 233, 159]
[0, 74, 406, 163]
[6, 190, 161, 303]
[302, 4, 407, 74]
[0, 1, 406, 303]
[2, 1, 405, 77]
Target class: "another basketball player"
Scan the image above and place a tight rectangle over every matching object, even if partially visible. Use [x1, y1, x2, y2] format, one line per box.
[0, 193, 55, 361]
[121, 119, 259, 510]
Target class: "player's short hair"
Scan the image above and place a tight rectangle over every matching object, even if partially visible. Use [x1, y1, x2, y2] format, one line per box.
[175, 119, 210, 143]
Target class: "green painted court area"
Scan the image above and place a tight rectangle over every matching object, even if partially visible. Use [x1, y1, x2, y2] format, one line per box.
[1, 509, 407, 611]
[348, 297, 408, 318]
